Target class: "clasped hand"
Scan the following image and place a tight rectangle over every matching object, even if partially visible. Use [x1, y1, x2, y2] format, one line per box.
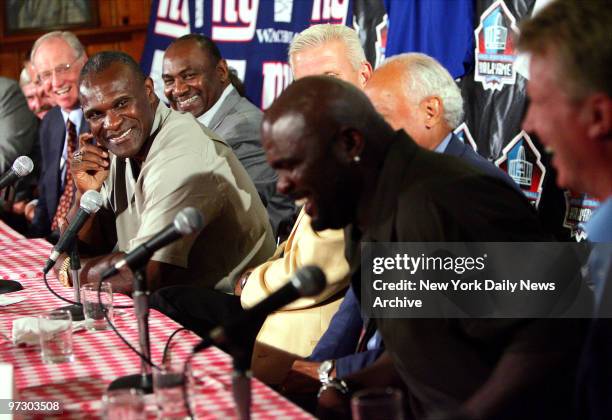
[70, 133, 110, 193]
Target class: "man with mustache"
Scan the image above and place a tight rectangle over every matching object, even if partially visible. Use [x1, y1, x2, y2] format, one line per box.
[19, 60, 54, 120]
[17, 61, 55, 223]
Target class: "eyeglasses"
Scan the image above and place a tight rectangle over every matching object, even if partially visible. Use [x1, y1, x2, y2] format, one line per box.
[37, 54, 82, 83]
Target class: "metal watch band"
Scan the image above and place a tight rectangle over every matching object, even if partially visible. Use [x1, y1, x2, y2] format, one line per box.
[317, 378, 349, 398]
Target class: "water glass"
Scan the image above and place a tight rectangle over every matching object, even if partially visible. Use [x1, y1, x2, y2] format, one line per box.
[154, 364, 190, 420]
[80, 282, 113, 331]
[38, 309, 74, 364]
[351, 387, 405, 420]
[102, 388, 145, 420]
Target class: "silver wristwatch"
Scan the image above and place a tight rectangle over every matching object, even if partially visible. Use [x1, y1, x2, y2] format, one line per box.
[317, 378, 349, 398]
[318, 360, 335, 384]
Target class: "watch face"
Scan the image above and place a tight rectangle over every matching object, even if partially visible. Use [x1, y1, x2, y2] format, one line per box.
[59, 270, 71, 287]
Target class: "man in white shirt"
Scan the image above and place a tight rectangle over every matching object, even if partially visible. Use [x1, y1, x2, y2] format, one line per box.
[29, 31, 88, 238]
[162, 34, 295, 238]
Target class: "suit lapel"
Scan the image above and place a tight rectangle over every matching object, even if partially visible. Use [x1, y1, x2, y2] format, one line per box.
[207, 88, 240, 131]
[48, 109, 66, 210]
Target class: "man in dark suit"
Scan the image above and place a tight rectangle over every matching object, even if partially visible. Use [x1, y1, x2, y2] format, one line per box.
[282, 52, 521, 391]
[263, 76, 585, 420]
[29, 31, 88, 238]
[162, 34, 295, 239]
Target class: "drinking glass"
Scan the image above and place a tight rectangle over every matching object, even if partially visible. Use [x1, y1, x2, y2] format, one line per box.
[153, 362, 190, 420]
[102, 388, 145, 420]
[38, 309, 74, 364]
[80, 281, 113, 331]
[351, 387, 404, 420]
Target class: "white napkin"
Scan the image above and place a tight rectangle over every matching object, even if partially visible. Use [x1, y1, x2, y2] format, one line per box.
[11, 317, 85, 346]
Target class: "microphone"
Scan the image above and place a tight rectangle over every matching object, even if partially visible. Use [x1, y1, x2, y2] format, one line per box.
[101, 207, 204, 280]
[43, 190, 104, 274]
[0, 156, 34, 190]
[193, 265, 326, 353]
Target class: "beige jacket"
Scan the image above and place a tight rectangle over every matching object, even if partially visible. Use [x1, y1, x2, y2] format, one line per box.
[241, 208, 350, 384]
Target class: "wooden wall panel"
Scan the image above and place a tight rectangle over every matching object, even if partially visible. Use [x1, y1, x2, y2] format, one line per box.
[0, 0, 152, 82]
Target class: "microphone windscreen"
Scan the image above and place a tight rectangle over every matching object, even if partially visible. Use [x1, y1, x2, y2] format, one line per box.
[80, 190, 104, 214]
[13, 156, 34, 177]
[174, 207, 204, 235]
[292, 265, 326, 297]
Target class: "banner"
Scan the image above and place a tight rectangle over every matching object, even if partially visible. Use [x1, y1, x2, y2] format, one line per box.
[140, 0, 599, 241]
[141, 0, 353, 109]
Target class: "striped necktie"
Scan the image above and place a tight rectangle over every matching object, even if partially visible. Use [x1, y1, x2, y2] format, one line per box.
[51, 119, 77, 231]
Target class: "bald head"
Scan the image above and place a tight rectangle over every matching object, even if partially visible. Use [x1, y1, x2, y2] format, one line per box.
[365, 53, 463, 150]
[262, 76, 393, 231]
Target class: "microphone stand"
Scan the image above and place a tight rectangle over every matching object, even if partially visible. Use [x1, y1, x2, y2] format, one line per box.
[231, 355, 252, 420]
[108, 268, 153, 393]
[58, 241, 84, 321]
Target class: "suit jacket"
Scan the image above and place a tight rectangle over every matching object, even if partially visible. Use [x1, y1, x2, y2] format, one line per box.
[243, 208, 349, 384]
[207, 88, 295, 237]
[444, 133, 521, 192]
[345, 131, 584, 420]
[310, 132, 521, 378]
[575, 199, 612, 420]
[31, 106, 88, 237]
[0, 77, 38, 201]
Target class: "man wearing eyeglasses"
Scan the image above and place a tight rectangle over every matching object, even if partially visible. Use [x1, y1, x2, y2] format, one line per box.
[29, 31, 89, 239]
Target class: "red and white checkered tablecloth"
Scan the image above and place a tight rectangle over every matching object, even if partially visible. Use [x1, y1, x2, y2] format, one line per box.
[0, 222, 313, 419]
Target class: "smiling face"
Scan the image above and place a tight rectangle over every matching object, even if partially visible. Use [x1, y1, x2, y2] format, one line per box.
[262, 111, 358, 231]
[162, 39, 228, 117]
[32, 37, 85, 112]
[522, 51, 594, 193]
[290, 40, 370, 88]
[23, 63, 54, 119]
[80, 63, 157, 159]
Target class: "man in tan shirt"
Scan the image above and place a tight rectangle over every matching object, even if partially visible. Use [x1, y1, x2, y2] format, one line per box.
[66, 51, 274, 294]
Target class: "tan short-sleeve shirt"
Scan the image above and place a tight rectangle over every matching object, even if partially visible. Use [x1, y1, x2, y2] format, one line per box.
[101, 101, 275, 292]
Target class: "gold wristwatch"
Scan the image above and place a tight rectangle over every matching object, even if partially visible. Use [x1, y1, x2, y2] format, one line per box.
[58, 257, 71, 287]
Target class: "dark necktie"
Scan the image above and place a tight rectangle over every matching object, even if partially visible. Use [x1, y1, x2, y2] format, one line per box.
[51, 119, 77, 231]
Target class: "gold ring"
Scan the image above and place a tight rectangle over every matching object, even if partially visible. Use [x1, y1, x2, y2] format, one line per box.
[72, 151, 83, 162]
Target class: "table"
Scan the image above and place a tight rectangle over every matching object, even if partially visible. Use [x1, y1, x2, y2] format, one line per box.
[0, 221, 313, 419]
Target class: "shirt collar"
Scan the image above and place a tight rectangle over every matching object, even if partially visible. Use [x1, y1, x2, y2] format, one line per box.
[197, 84, 234, 127]
[584, 197, 612, 243]
[434, 132, 453, 154]
[60, 108, 83, 131]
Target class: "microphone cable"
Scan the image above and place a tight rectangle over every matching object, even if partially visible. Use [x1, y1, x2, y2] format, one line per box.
[97, 274, 158, 370]
[42, 270, 80, 306]
[96, 276, 195, 372]
[42, 257, 133, 309]
[43, 264, 156, 368]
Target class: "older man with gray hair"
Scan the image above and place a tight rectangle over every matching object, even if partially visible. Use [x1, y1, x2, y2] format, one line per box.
[365, 52, 517, 187]
[29, 31, 89, 238]
[289, 23, 372, 88]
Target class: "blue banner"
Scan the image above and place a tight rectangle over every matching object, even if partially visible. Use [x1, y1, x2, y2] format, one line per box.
[141, 0, 354, 109]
